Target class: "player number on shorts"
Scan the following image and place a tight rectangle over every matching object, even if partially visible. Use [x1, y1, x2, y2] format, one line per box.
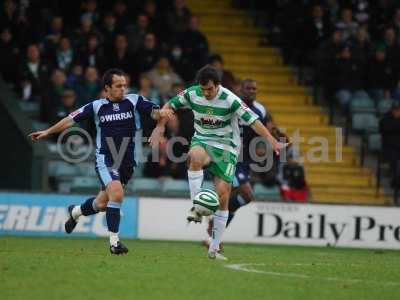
[225, 163, 234, 177]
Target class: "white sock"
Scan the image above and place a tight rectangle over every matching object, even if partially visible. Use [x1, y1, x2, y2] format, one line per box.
[188, 170, 204, 200]
[209, 210, 229, 252]
[110, 232, 119, 247]
[71, 206, 82, 220]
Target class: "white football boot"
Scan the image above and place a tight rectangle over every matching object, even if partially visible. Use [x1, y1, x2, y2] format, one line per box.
[186, 207, 202, 223]
[208, 250, 228, 261]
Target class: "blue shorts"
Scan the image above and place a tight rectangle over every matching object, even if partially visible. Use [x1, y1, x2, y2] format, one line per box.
[233, 162, 251, 188]
[95, 154, 134, 190]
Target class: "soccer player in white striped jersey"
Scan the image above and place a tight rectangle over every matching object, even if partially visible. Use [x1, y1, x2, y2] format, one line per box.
[149, 66, 288, 260]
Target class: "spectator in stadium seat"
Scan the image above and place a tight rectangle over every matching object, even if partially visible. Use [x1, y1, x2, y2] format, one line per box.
[125, 13, 150, 53]
[78, 33, 106, 72]
[135, 32, 160, 75]
[74, 15, 101, 51]
[18, 44, 51, 102]
[147, 56, 182, 100]
[43, 16, 65, 54]
[382, 27, 400, 73]
[393, 9, 400, 44]
[0, 0, 18, 34]
[75, 66, 101, 106]
[350, 27, 371, 65]
[143, 136, 173, 178]
[351, 0, 371, 24]
[166, 110, 192, 179]
[135, 74, 160, 105]
[54, 88, 78, 122]
[178, 15, 209, 81]
[0, 27, 19, 83]
[380, 102, 400, 186]
[165, 0, 192, 37]
[335, 7, 359, 41]
[316, 29, 344, 103]
[333, 45, 365, 112]
[367, 45, 397, 100]
[300, 4, 332, 66]
[66, 64, 84, 87]
[40, 69, 68, 122]
[169, 44, 185, 79]
[142, 0, 164, 40]
[113, 0, 130, 32]
[99, 12, 118, 53]
[80, 0, 99, 24]
[209, 54, 238, 93]
[106, 34, 135, 77]
[53, 36, 75, 72]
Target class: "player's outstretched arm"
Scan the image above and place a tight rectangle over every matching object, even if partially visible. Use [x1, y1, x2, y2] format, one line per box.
[28, 116, 75, 141]
[149, 103, 174, 147]
[250, 120, 290, 155]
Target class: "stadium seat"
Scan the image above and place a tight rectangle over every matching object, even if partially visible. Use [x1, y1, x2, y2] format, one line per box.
[77, 163, 97, 177]
[19, 102, 40, 118]
[48, 161, 80, 177]
[349, 97, 376, 114]
[70, 176, 99, 193]
[368, 133, 382, 153]
[253, 184, 280, 200]
[32, 121, 49, 131]
[353, 90, 370, 98]
[162, 179, 189, 197]
[133, 163, 144, 177]
[377, 98, 393, 115]
[129, 178, 160, 195]
[352, 113, 379, 133]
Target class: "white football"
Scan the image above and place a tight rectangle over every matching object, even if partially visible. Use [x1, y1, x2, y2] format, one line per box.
[193, 189, 220, 216]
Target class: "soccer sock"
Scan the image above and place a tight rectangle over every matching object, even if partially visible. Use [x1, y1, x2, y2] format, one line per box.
[80, 197, 99, 216]
[106, 201, 121, 246]
[226, 195, 248, 226]
[188, 170, 204, 200]
[71, 205, 82, 220]
[209, 210, 229, 252]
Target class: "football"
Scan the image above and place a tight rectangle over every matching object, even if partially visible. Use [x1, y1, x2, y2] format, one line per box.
[193, 189, 220, 216]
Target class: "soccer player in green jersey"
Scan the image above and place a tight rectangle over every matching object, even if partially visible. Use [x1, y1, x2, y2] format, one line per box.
[149, 66, 288, 260]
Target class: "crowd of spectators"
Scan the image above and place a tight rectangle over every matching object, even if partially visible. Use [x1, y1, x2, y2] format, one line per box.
[0, 0, 209, 124]
[235, 0, 400, 108]
[234, 0, 400, 188]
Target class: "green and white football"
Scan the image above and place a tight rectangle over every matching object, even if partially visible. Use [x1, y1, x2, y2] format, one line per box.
[193, 189, 220, 216]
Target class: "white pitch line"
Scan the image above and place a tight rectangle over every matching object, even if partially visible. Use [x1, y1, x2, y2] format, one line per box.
[225, 263, 400, 287]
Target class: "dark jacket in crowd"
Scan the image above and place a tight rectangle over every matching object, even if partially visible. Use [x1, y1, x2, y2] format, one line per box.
[380, 111, 400, 152]
[333, 56, 365, 91]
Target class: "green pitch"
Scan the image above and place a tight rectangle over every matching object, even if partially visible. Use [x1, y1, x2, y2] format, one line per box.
[1, 237, 400, 300]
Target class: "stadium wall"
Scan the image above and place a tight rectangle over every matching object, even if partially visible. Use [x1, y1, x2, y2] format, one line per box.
[0, 192, 138, 238]
[0, 79, 49, 190]
[1, 193, 400, 250]
[138, 198, 400, 250]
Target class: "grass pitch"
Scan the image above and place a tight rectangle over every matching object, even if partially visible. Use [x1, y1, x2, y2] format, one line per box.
[1, 237, 399, 300]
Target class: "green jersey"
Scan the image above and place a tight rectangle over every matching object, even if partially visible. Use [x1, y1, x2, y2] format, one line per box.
[168, 85, 259, 157]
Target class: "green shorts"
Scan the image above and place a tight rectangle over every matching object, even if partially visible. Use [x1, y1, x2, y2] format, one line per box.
[190, 138, 237, 183]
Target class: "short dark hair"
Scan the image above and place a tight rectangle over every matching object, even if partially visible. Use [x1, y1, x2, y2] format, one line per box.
[101, 68, 125, 88]
[241, 78, 256, 87]
[208, 54, 223, 64]
[196, 65, 221, 85]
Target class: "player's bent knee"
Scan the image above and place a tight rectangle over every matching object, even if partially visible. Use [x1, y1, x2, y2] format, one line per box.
[106, 181, 124, 203]
[188, 153, 205, 169]
[112, 189, 124, 202]
[96, 201, 107, 211]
